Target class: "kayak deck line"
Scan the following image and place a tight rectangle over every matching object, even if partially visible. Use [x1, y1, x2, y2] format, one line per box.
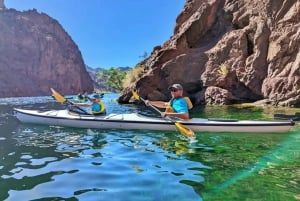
[14, 108, 179, 125]
[14, 108, 295, 133]
[207, 118, 239, 122]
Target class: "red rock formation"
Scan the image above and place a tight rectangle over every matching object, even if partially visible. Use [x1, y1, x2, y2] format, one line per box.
[0, 6, 93, 97]
[119, 0, 300, 107]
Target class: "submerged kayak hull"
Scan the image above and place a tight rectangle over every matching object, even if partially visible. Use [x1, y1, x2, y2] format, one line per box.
[14, 108, 295, 133]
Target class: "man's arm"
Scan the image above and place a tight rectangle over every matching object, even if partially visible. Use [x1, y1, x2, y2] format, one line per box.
[161, 112, 189, 120]
[71, 102, 90, 107]
[145, 100, 168, 108]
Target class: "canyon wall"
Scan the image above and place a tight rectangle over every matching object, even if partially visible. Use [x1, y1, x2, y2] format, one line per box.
[0, 3, 93, 97]
[119, 0, 300, 107]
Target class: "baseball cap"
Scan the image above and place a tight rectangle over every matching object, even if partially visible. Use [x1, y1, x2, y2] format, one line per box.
[168, 83, 183, 90]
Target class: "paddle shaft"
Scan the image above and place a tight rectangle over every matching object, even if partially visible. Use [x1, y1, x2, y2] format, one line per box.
[50, 88, 89, 115]
[139, 97, 164, 114]
[133, 90, 195, 138]
[139, 96, 179, 123]
[68, 100, 90, 115]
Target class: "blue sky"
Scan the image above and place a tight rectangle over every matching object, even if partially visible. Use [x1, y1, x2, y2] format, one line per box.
[5, 0, 185, 69]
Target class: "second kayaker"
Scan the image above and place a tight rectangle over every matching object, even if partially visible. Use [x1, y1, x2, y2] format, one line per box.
[69, 94, 106, 115]
[145, 83, 193, 120]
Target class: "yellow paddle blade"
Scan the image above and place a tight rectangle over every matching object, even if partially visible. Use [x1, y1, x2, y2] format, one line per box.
[132, 90, 140, 100]
[50, 88, 67, 103]
[175, 122, 195, 138]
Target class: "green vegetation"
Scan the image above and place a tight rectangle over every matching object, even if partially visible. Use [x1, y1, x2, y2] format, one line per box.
[139, 51, 148, 59]
[218, 63, 229, 77]
[96, 68, 127, 92]
[95, 65, 145, 92]
[122, 64, 144, 89]
[93, 51, 148, 92]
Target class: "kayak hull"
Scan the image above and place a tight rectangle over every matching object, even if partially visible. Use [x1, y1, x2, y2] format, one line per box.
[14, 108, 295, 133]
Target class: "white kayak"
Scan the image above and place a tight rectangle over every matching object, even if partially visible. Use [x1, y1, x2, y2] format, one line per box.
[14, 108, 295, 133]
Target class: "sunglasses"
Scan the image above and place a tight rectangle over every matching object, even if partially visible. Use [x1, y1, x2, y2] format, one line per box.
[170, 89, 178, 92]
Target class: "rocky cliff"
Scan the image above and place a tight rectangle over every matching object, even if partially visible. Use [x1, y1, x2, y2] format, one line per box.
[119, 0, 300, 107]
[0, 3, 93, 97]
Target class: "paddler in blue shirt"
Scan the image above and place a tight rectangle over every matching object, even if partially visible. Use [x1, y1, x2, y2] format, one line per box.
[70, 94, 106, 115]
[145, 83, 193, 120]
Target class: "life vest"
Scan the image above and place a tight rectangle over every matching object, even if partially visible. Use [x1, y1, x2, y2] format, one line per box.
[92, 101, 106, 115]
[184, 97, 193, 110]
[165, 97, 193, 112]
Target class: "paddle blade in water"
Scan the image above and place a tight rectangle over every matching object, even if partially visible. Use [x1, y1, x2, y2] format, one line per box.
[50, 88, 67, 103]
[132, 90, 140, 100]
[175, 122, 195, 138]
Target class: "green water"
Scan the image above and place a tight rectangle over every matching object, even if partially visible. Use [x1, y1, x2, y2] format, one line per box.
[0, 94, 299, 201]
[190, 105, 300, 200]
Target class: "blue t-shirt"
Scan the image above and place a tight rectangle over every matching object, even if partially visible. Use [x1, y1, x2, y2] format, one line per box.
[171, 98, 188, 113]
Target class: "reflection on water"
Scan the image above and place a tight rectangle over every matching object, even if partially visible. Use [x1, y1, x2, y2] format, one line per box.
[0, 94, 299, 200]
[5, 125, 207, 201]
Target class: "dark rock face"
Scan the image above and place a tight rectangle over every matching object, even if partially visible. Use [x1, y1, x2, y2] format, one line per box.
[119, 0, 300, 107]
[0, 7, 93, 97]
